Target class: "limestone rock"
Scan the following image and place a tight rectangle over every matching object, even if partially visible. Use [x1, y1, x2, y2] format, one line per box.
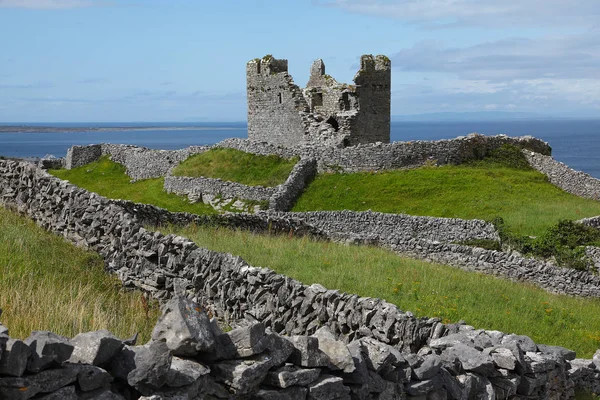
[69, 330, 124, 366]
[405, 375, 443, 396]
[151, 297, 215, 356]
[489, 347, 518, 370]
[253, 386, 308, 400]
[537, 344, 576, 361]
[25, 331, 74, 373]
[0, 339, 31, 377]
[286, 335, 329, 368]
[501, 334, 537, 352]
[441, 343, 495, 376]
[0, 364, 79, 400]
[359, 337, 402, 373]
[72, 364, 113, 392]
[313, 326, 355, 373]
[413, 354, 442, 380]
[166, 356, 210, 388]
[226, 322, 269, 358]
[264, 363, 321, 388]
[34, 385, 77, 400]
[307, 374, 351, 400]
[127, 341, 173, 395]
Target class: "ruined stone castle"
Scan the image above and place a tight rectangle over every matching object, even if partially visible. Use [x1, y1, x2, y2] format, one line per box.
[246, 54, 391, 147]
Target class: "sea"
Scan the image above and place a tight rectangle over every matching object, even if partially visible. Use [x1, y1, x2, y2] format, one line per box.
[0, 120, 598, 178]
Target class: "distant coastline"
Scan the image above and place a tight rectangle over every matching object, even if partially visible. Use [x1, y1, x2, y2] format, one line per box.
[0, 125, 243, 134]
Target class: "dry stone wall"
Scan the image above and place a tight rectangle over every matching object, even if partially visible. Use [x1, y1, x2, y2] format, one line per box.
[163, 158, 317, 212]
[212, 134, 551, 173]
[524, 150, 600, 201]
[581, 216, 600, 230]
[0, 159, 441, 353]
[66, 144, 209, 181]
[3, 161, 600, 398]
[164, 175, 276, 203]
[5, 297, 600, 400]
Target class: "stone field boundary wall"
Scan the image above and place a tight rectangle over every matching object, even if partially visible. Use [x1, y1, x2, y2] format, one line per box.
[0, 159, 441, 351]
[64, 133, 551, 180]
[5, 297, 600, 399]
[216, 133, 551, 173]
[265, 211, 600, 298]
[4, 162, 600, 397]
[66, 143, 210, 181]
[524, 151, 600, 201]
[164, 175, 276, 202]
[164, 158, 318, 212]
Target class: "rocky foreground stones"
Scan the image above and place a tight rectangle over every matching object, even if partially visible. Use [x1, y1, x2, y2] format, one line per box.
[1, 297, 600, 399]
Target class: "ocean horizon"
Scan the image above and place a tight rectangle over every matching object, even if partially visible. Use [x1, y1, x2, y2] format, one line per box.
[0, 119, 598, 178]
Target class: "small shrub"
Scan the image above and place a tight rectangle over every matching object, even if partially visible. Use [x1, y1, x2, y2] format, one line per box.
[494, 218, 600, 270]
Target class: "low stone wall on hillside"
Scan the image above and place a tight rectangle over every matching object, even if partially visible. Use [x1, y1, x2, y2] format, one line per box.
[276, 210, 500, 244]
[217, 134, 551, 173]
[4, 162, 600, 398]
[164, 175, 276, 202]
[65, 133, 551, 182]
[66, 143, 209, 181]
[261, 211, 600, 298]
[581, 216, 600, 230]
[524, 150, 600, 201]
[4, 297, 600, 399]
[0, 159, 441, 354]
[163, 158, 318, 212]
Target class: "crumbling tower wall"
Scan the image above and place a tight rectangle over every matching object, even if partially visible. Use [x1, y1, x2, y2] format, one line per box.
[352, 54, 391, 145]
[246, 55, 310, 147]
[246, 54, 391, 147]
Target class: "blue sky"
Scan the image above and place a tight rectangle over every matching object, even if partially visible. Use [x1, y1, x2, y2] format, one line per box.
[0, 0, 599, 122]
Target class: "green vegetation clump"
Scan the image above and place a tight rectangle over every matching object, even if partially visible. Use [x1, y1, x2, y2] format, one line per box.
[160, 223, 600, 358]
[495, 218, 600, 270]
[172, 148, 298, 187]
[50, 156, 216, 215]
[293, 148, 600, 238]
[0, 206, 159, 340]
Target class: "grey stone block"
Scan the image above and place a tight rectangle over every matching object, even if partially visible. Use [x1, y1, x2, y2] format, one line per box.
[0, 339, 31, 377]
[307, 374, 351, 400]
[286, 336, 329, 368]
[127, 341, 172, 395]
[151, 296, 215, 357]
[264, 363, 321, 388]
[68, 330, 123, 367]
[25, 331, 74, 373]
[166, 356, 210, 388]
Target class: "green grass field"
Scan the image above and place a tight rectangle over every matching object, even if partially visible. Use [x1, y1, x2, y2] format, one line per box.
[293, 163, 600, 237]
[160, 223, 600, 358]
[0, 206, 160, 340]
[50, 156, 216, 215]
[172, 148, 298, 187]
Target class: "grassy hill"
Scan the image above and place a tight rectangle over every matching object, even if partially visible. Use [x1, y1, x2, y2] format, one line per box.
[51, 156, 216, 215]
[0, 206, 159, 340]
[42, 147, 600, 356]
[293, 162, 600, 238]
[172, 148, 298, 187]
[162, 223, 600, 358]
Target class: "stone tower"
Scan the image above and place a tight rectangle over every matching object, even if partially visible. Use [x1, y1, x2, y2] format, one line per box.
[246, 54, 391, 147]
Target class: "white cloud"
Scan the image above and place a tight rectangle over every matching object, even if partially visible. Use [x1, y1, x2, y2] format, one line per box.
[320, 0, 600, 28]
[391, 30, 600, 81]
[0, 0, 108, 9]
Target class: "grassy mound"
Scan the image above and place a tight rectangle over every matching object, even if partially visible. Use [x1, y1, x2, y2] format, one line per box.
[293, 161, 600, 238]
[160, 223, 600, 358]
[0, 206, 160, 340]
[172, 148, 298, 187]
[50, 156, 216, 215]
